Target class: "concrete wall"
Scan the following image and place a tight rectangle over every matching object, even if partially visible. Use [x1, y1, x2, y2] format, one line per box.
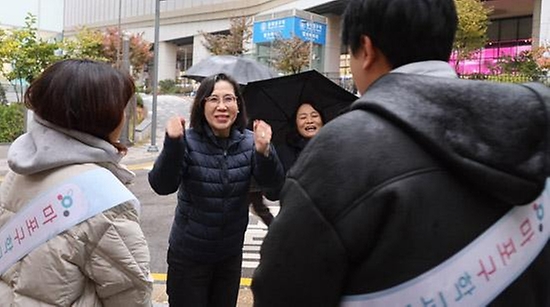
[193, 34, 211, 65]
[324, 14, 341, 75]
[132, 19, 230, 47]
[64, 0, 238, 29]
[261, 0, 327, 13]
[158, 42, 178, 81]
[63, 0, 299, 36]
[532, 0, 550, 46]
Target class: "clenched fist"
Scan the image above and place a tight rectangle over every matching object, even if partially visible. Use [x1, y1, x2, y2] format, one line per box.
[253, 119, 272, 157]
[166, 116, 186, 139]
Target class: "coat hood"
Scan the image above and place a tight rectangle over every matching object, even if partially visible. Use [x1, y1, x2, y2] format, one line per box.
[353, 72, 550, 206]
[7, 116, 134, 183]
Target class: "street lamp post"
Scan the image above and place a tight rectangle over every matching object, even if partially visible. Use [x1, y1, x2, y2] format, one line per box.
[147, 0, 163, 153]
[307, 18, 314, 70]
[120, 34, 133, 146]
[117, 0, 122, 68]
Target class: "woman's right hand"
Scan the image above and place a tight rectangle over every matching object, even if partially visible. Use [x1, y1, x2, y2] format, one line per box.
[166, 116, 186, 139]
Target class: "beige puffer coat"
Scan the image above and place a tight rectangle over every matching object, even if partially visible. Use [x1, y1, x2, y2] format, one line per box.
[0, 163, 153, 306]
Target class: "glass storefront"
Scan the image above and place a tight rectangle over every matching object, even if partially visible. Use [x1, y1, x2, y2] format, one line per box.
[252, 9, 327, 73]
[450, 16, 533, 75]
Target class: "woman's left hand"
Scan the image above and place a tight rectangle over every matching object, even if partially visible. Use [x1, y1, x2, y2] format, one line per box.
[253, 120, 272, 157]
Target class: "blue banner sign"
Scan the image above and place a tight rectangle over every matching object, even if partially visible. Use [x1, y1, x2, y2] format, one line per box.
[253, 16, 326, 45]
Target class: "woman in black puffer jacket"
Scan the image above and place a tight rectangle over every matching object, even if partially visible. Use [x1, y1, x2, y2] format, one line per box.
[148, 73, 284, 307]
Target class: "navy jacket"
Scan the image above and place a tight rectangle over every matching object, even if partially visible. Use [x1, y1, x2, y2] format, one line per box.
[149, 126, 284, 263]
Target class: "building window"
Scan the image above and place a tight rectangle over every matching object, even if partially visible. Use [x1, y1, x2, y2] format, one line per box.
[451, 15, 533, 75]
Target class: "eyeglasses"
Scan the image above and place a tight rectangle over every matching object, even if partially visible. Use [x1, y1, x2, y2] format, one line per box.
[205, 95, 237, 105]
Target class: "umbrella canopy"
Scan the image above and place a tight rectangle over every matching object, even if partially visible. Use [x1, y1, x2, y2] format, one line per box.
[184, 55, 278, 85]
[243, 70, 357, 146]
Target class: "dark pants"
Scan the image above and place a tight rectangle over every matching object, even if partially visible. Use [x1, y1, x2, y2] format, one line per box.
[248, 191, 274, 226]
[166, 249, 242, 307]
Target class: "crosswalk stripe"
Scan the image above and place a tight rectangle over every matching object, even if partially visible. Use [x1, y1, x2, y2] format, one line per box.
[243, 245, 260, 252]
[242, 261, 260, 269]
[243, 253, 260, 260]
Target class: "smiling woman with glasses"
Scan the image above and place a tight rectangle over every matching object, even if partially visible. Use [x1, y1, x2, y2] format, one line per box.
[148, 72, 285, 307]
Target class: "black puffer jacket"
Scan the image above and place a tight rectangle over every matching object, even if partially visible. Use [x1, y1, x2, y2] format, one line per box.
[252, 71, 550, 306]
[149, 126, 284, 263]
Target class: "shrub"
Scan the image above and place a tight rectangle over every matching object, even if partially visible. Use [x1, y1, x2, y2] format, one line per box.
[0, 103, 25, 142]
[463, 73, 488, 80]
[136, 93, 144, 108]
[135, 94, 146, 124]
[485, 74, 536, 83]
[159, 79, 178, 94]
[0, 84, 7, 104]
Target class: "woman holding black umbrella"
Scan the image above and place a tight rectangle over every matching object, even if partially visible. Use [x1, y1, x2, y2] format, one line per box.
[148, 73, 284, 307]
[248, 102, 325, 225]
[243, 71, 356, 225]
[277, 102, 325, 172]
[243, 70, 356, 171]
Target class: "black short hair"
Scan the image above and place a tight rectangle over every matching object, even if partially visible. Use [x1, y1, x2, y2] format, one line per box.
[24, 59, 135, 149]
[189, 73, 248, 134]
[342, 0, 458, 68]
[293, 102, 325, 127]
[286, 102, 325, 144]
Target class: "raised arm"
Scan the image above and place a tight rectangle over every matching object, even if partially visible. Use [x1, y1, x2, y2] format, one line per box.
[251, 119, 285, 192]
[148, 116, 187, 195]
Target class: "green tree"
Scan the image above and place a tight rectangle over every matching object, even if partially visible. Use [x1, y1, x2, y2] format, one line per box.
[61, 27, 107, 61]
[270, 36, 311, 74]
[201, 17, 252, 55]
[60, 27, 152, 77]
[453, 0, 492, 72]
[0, 103, 24, 142]
[0, 13, 60, 101]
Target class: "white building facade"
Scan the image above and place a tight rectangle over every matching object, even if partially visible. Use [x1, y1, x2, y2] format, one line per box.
[62, 0, 550, 81]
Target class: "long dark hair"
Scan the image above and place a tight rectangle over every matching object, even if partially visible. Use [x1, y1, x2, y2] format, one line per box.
[24, 59, 135, 151]
[189, 73, 248, 135]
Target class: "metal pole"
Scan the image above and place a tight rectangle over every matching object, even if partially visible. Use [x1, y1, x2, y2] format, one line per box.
[308, 17, 313, 70]
[117, 0, 122, 68]
[120, 34, 132, 146]
[147, 0, 161, 152]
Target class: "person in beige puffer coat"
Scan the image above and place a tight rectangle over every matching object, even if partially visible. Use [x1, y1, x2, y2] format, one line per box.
[0, 59, 153, 306]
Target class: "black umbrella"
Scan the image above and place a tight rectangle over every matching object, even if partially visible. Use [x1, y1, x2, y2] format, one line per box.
[184, 55, 278, 85]
[243, 70, 357, 146]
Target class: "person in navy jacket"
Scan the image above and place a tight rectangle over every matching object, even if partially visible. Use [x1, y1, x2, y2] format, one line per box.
[149, 73, 284, 307]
